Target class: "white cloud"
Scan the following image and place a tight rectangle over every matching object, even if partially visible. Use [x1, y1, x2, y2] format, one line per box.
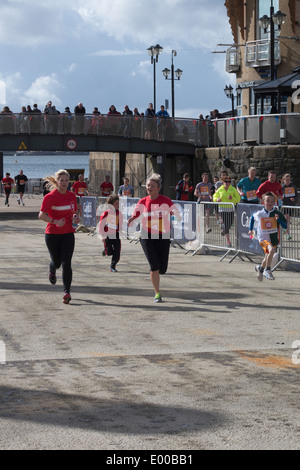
[22, 75, 63, 108]
[74, 0, 231, 50]
[90, 48, 142, 57]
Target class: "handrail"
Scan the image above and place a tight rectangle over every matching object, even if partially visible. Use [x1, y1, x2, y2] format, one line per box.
[0, 112, 299, 146]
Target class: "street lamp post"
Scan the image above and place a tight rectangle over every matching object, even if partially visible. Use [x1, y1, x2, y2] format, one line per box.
[224, 85, 235, 117]
[258, 1, 286, 81]
[162, 50, 183, 118]
[147, 44, 163, 111]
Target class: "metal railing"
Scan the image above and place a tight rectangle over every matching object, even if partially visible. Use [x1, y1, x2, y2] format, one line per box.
[0, 113, 208, 146]
[213, 113, 300, 146]
[0, 112, 299, 146]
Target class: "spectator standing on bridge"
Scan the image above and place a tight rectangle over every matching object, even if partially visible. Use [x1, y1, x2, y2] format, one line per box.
[44, 101, 60, 133]
[237, 167, 261, 204]
[74, 102, 86, 134]
[107, 105, 121, 135]
[145, 103, 156, 139]
[14, 169, 28, 206]
[39, 169, 78, 304]
[156, 105, 169, 141]
[118, 177, 134, 197]
[122, 105, 133, 137]
[31, 103, 42, 132]
[100, 175, 114, 198]
[63, 106, 72, 134]
[256, 170, 283, 205]
[2, 172, 14, 206]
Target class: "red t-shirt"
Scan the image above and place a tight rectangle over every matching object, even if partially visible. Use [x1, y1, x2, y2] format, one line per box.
[256, 181, 283, 201]
[132, 194, 175, 235]
[72, 180, 87, 196]
[100, 181, 114, 197]
[2, 177, 14, 189]
[40, 189, 78, 234]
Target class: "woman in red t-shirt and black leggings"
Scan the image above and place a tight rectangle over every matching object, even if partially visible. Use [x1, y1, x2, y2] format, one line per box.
[38, 169, 78, 304]
[128, 173, 180, 303]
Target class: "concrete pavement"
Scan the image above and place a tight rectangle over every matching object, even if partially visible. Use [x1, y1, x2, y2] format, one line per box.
[0, 194, 299, 450]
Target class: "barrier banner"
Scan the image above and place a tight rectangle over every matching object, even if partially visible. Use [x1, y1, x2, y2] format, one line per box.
[81, 196, 98, 227]
[237, 203, 264, 254]
[119, 197, 140, 238]
[171, 201, 197, 243]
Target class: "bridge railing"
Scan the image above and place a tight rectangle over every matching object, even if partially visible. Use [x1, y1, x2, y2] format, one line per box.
[0, 113, 209, 145]
[212, 113, 300, 146]
[0, 112, 299, 145]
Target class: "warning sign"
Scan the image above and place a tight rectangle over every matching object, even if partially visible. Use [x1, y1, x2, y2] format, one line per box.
[18, 141, 27, 150]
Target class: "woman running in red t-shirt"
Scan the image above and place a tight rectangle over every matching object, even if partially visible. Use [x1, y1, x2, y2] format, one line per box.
[38, 169, 78, 304]
[128, 173, 180, 303]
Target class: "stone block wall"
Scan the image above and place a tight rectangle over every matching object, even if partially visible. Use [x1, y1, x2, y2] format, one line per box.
[194, 145, 300, 189]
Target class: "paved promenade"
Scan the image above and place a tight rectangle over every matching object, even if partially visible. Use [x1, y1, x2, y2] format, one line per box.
[0, 195, 299, 450]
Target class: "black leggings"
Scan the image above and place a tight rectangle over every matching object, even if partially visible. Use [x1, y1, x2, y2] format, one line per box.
[45, 233, 75, 293]
[103, 236, 121, 269]
[140, 238, 170, 274]
[4, 188, 11, 204]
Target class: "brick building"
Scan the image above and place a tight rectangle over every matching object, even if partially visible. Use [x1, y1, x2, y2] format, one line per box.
[224, 0, 300, 115]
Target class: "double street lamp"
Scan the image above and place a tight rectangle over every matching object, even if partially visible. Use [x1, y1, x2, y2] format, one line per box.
[258, 1, 286, 81]
[162, 50, 183, 118]
[147, 44, 163, 111]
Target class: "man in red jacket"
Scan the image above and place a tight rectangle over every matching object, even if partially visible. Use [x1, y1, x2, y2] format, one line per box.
[256, 170, 283, 204]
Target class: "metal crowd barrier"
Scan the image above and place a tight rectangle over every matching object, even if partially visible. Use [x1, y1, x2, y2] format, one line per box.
[278, 205, 300, 268]
[77, 197, 300, 268]
[192, 202, 237, 259]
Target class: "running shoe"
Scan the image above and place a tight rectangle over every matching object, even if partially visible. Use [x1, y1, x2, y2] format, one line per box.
[49, 271, 57, 285]
[263, 269, 275, 280]
[110, 268, 118, 272]
[286, 235, 292, 241]
[154, 293, 162, 303]
[255, 265, 263, 281]
[206, 227, 212, 233]
[63, 292, 71, 304]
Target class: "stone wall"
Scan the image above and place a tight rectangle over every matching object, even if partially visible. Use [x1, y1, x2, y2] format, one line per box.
[195, 145, 300, 188]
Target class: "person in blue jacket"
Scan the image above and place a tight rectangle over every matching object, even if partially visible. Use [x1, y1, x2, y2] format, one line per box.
[237, 167, 261, 204]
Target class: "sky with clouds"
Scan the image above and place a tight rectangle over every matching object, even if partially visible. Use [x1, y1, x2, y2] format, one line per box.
[0, 0, 235, 118]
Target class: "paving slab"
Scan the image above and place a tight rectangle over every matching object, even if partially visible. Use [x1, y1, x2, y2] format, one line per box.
[0, 195, 299, 450]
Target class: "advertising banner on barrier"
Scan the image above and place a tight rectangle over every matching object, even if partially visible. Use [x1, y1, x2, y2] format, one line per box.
[81, 196, 98, 227]
[119, 197, 140, 238]
[237, 203, 264, 254]
[117, 197, 197, 242]
[171, 201, 197, 243]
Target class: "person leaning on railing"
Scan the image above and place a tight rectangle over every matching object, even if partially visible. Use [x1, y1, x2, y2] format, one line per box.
[213, 177, 241, 248]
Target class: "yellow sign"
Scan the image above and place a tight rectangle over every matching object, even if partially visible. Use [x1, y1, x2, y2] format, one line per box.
[18, 141, 27, 150]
